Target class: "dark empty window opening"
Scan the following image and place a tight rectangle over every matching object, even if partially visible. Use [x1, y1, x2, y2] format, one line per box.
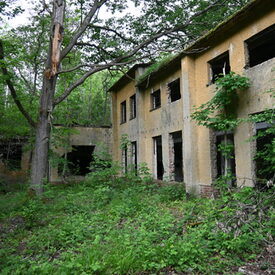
[245, 24, 275, 68]
[153, 136, 164, 180]
[215, 132, 236, 186]
[131, 141, 137, 172]
[121, 100, 127, 124]
[0, 142, 22, 170]
[60, 145, 95, 176]
[255, 122, 275, 188]
[170, 131, 183, 182]
[168, 78, 181, 102]
[208, 51, 230, 84]
[151, 89, 161, 110]
[122, 147, 127, 173]
[130, 94, 136, 119]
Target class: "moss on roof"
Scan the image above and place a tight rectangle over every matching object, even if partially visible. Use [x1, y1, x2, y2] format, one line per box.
[137, 0, 264, 88]
[137, 55, 176, 83]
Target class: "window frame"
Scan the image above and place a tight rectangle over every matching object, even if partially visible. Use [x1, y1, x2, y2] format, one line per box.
[168, 78, 181, 102]
[129, 94, 136, 120]
[150, 89, 161, 111]
[254, 120, 275, 187]
[208, 51, 230, 85]
[120, 100, 127, 124]
[244, 23, 275, 68]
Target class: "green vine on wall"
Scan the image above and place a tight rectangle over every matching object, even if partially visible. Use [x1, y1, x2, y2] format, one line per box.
[191, 72, 250, 131]
[191, 72, 250, 189]
[248, 90, 275, 185]
[191, 71, 274, 187]
[120, 133, 131, 151]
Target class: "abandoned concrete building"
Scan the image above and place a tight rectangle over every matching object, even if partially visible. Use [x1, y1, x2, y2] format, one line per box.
[109, 0, 275, 196]
[0, 126, 112, 184]
[1, 0, 274, 196]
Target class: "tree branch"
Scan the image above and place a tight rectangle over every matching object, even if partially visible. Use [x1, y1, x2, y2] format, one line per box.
[17, 68, 39, 97]
[55, 0, 227, 106]
[57, 64, 94, 75]
[53, 57, 147, 106]
[89, 24, 136, 44]
[75, 42, 118, 58]
[0, 40, 36, 128]
[60, 0, 108, 61]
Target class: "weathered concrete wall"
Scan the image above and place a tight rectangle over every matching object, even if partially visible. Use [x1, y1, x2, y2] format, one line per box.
[112, 68, 183, 181]
[111, 1, 275, 196]
[188, 5, 275, 195]
[0, 127, 112, 184]
[112, 79, 139, 165]
[141, 70, 183, 180]
[181, 56, 199, 194]
[235, 58, 275, 186]
[50, 126, 112, 182]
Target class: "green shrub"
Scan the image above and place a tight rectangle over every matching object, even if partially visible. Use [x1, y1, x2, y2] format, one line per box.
[0, 171, 274, 274]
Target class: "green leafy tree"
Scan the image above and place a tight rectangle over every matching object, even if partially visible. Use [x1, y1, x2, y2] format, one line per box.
[0, 0, 23, 22]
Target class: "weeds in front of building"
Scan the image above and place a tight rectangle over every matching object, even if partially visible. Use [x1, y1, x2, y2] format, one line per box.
[0, 156, 274, 274]
[0, 72, 274, 273]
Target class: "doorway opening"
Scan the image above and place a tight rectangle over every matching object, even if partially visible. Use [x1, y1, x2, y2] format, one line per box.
[170, 131, 183, 182]
[214, 132, 236, 186]
[255, 121, 275, 188]
[153, 136, 163, 180]
[60, 145, 95, 176]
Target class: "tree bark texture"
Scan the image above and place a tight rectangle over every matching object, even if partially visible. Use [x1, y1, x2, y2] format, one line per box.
[30, 0, 65, 195]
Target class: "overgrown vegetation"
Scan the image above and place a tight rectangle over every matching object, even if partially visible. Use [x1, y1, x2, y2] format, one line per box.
[191, 72, 274, 186]
[191, 72, 250, 131]
[0, 163, 274, 274]
[248, 91, 275, 185]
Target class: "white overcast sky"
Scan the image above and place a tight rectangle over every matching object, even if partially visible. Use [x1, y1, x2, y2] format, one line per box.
[3, 0, 139, 28]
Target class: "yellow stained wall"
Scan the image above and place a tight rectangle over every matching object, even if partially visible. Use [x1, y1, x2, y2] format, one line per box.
[142, 69, 183, 179]
[112, 2, 275, 195]
[188, 6, 275, 192]
[112, 69, 183, 180]
[112, 80, 138, 165]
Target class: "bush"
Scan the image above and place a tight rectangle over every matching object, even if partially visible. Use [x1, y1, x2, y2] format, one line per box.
[0, 169, 274, 274]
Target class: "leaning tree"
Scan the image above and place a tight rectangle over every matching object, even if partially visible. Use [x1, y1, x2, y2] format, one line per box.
[0, 0, 249, 195]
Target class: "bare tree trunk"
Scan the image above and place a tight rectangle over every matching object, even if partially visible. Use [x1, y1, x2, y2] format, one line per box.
[30, 77, 56, 194]
[30, 0, 65, 195]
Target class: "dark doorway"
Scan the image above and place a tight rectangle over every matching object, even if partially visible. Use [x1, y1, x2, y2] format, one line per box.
[171, 131, 183, 182]
[0, 142, 22, 170]
[131, 141, 137, 172]
[215, 132, 236, 186]
[153, 136, 163, 180]
[63, 145, 95, 176]
[255, 122, 275, 187]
